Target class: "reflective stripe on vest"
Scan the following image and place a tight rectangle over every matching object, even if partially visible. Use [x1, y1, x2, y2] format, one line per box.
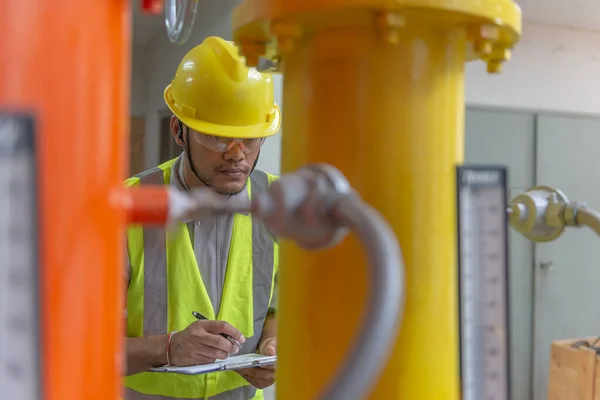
[124, 158, 278, 400]
[123, 385, 260, 400]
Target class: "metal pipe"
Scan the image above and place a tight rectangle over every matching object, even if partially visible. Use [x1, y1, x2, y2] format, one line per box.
[164, 0, 198, 44]
[508, 186, 600, 241]
[323, 197, 404, 400]
[575, 207, 600, 238]
[165, 164, 405, 400]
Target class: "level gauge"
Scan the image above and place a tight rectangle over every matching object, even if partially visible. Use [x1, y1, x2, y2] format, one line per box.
[0, 113, 41, 400]
[457, 165, 510, 400]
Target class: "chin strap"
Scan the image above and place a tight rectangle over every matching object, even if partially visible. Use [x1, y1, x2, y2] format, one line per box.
[178, 120, 211, 188]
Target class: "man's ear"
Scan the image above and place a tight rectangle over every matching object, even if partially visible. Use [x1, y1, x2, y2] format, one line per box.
[170, 116, 185, 147]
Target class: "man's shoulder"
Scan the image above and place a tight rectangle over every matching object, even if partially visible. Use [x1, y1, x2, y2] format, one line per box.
[124, 158, 178, 187]
[252, 169, 280, 183]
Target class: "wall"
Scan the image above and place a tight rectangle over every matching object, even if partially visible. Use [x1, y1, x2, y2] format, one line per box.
[130, 45, 148, 117]
[134, 20, 600, 171]
[465, 24, 600, 115]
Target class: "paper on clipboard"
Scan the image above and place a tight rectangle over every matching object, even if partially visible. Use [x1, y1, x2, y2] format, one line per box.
[150, 353, 277, 375]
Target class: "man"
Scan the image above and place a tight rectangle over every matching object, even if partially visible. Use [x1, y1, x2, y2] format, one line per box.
[122, 36, 281, 400]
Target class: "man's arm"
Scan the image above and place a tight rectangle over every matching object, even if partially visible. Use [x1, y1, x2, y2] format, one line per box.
[259, 270, 278, 347]
[123, 244, 244, 376]
[124, 246, 169, 376]
[234, 272, 278, 388]
[259, 312, 277, 348]
[126, 336, 169, 375]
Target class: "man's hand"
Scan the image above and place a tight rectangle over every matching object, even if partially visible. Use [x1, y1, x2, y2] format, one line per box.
[169, 320, 246, 366]
[236, 337, 277, 389]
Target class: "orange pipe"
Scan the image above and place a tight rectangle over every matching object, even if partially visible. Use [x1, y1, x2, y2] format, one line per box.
[115, 186, 170, 225]
[0, 1, 131, 399]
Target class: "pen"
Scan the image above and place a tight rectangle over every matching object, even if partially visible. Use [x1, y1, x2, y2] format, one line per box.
[192, 311, 243, 349]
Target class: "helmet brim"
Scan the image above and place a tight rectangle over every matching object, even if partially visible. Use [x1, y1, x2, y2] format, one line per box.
[164, 84, 281, 139]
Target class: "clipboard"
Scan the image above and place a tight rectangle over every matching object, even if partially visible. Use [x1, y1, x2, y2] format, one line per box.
[150, 353, 277, 375]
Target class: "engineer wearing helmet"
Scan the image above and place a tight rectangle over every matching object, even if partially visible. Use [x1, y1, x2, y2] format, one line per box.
[122, 36, 281, 400]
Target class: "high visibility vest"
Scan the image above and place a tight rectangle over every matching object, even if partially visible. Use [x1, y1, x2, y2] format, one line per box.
[123, 158, 279, 400]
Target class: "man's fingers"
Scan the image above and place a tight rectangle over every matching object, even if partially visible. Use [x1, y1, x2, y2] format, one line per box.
[204, 320, 246, 344]
[263, 344, 276, 356]
[259, 363, 276, 371]
[193, 343, 231, 361]
[176, 353, 216, 367]
[259, 337, 277, 356]
[195, 332, 239, 354]
[248, 377, 274, 389]
[240, 367, 275, 380]
[191, 354, 218, 366]
[237, 368, 276, 389]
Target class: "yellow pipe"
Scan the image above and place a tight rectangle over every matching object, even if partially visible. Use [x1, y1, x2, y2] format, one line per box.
[232, 2, 520, 399]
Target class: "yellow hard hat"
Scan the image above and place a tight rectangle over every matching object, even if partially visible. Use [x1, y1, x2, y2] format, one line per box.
[164, 36, 281, 139]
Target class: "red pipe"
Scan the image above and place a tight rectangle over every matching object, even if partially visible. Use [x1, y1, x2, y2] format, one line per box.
[114, 186, 170, 225]
[141, 0, 164, 13]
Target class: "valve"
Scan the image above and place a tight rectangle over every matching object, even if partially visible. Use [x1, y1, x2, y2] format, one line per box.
[251, 164, 352, 250]
[508, 185, 600, 241]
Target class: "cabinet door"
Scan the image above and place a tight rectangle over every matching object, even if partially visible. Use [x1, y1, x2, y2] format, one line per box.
[465, 108, 536, 400]
[533, 114, 600, 400]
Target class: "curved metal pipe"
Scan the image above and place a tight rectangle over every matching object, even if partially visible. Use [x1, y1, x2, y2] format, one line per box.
[576, 207, 600, 238]
[318, 197, 405, 400]
[164, 0, 198, 44]
[163, 165, 405, 400]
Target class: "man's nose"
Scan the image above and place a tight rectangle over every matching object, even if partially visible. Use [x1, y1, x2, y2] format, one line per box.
[223, 142, 245, 161]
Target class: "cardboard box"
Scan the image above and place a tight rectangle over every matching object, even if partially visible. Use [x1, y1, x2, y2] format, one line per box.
[548, 337, 600, 400]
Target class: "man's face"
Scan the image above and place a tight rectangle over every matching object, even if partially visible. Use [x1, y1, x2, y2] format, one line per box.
[172, 119, 260, 195]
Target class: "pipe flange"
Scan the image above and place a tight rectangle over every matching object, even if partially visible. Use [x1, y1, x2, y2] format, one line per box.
[508, 185, 569, 242]
[304, 163, 353, 197]
[251, 164, 352, 250]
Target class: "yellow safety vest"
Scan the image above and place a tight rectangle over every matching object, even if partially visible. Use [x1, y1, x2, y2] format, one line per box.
[123, 158, 279, 400]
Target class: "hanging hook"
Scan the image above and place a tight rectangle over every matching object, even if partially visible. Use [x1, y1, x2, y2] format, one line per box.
[164, 0, 199, 45]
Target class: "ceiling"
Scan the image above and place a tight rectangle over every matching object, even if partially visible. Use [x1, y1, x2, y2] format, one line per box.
[131, 0, 600, 47]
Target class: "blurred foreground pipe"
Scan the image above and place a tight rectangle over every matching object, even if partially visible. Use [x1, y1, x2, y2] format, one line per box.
[114, 187, 169, 225]
[0, 1, 131, 399]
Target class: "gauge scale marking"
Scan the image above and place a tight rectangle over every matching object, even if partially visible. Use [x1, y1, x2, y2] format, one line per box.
[457, 165, 510, 400]
[0, 113, 41, 400]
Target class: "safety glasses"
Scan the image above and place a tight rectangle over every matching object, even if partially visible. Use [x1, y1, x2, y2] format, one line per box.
[191, 130, 265, 154]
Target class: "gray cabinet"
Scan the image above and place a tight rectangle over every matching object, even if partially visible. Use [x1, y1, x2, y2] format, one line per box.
[532, 115, 600, 400]
[465, 108, 536, 400]
[465, 108, 600, 400]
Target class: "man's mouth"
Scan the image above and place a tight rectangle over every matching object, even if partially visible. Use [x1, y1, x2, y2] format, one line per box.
[219, 168, 247, 178]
